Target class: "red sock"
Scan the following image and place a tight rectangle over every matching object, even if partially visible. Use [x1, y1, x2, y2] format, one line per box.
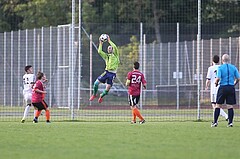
[45, 109, 50, 121]
[132, 109, 136, 121]
[35, 110, 42, 118]
[134, 108, 144, 120]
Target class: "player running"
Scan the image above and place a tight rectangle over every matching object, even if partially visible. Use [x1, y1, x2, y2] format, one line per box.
[126, 62, 147, 124]
[205, 55, 228, 123]
[21, 65, 36, 123]
[89, 34, 120, 103]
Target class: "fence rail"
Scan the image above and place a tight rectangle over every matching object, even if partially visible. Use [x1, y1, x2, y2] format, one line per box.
[0, 23, 239, 122]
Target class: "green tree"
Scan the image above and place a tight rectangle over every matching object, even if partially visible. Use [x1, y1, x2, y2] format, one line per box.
[0, 0, 25, 32]
[1, 0, 240, 38]
[117, 36, 139, 83]
[202, 0, 240, 34]
[0, 8, 11, 32]
[202, 0, 240, 23]
[14, 0, 71, 29]
[82, 1, 99, 23]
[81, 1, 99, 33]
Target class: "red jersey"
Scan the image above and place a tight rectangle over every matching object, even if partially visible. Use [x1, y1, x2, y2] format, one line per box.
[32, 80, 44, 103]
[127, 70, 146, 96]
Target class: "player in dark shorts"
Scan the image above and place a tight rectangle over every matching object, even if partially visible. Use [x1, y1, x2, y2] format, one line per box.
[32, 72, 51, 123]
[89, 35, 120, 103]
[126, 62, 147, 124]
[212, 54, 240, 127]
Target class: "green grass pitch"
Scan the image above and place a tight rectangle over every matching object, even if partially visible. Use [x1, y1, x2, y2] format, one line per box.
[1, 121, 240, 159]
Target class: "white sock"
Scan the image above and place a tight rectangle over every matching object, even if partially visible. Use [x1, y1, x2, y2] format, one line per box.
[22, 105, 31, 119]
[33, 109, 37, 117]
[220, 108, 228, 119]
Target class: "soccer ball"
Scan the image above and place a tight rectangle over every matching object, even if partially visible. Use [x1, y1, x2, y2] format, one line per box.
[99, 34, 108, 42]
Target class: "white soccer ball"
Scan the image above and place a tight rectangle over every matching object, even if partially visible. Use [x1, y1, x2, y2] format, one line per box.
[99, 34, 108, 42]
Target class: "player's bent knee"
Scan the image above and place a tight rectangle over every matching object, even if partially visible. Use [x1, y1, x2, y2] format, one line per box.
[130, 105, 136, 109]
[94, 81, 100, 88]
[93, 81, 100, 88]
[103, 89, 109, 95]
[94, 80, 100, 85]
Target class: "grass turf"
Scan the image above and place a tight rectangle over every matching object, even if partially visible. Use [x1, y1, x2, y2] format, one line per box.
[0, 121, 239, 159]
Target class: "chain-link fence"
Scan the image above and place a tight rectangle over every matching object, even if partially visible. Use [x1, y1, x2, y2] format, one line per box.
[0, 23, 239, 122]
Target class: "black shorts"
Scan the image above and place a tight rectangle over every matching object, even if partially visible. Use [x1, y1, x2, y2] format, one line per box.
[97, 70, 116, 86]
[216, 85, 236, 105]
[128, 95, 140, 106]
[32, 100, 49, 110]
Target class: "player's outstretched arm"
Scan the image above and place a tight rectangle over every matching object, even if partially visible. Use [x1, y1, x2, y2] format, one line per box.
[107, 36, 119, 57]
[98, 39, 103, 53]
[98, 39, 107, 59]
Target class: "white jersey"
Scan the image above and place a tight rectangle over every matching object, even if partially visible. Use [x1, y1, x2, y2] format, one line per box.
[206, 64, 219, 102]
[23, 73, 35, 94]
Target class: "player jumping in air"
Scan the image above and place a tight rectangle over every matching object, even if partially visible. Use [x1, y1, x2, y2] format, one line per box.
[89, 34, 120, 103]
[126, 62, 147, 124]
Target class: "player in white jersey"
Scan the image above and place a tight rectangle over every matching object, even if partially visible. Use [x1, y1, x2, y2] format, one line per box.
[21, 65, 36, 123]
[205, 55, 228, 122]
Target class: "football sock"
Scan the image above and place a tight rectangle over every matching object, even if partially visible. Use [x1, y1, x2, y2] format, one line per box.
[213, 108, 220, 123]
[23, 104, 31, 119]
[93, 81, 99, 95]
[132, 109, 136, 121]
[35, 110, 42, 118]
[45, 109, 50, 121]
[134, 108, 144, 120]
[33, 109, 37, 117]
[220, 108, 228, 119]
[100, 90, 108, 98]
[228, 108, 234, 124]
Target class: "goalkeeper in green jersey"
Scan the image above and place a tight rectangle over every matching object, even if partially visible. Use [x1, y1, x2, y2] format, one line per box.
[89, 35, 120, 103]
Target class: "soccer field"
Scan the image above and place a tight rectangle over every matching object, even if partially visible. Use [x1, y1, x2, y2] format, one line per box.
[0, 121, 239, 159]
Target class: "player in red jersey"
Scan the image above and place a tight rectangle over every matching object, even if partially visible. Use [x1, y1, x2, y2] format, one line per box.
[32, 71, 51, 123]
[126, 62, 147, 124]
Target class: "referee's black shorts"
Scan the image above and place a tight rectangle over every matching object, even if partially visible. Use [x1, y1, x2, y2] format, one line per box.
[216, 85, 236, 105]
